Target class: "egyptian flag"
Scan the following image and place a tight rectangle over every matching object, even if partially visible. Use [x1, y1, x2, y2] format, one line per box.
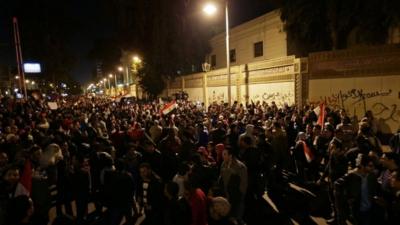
[314, 103, 326, 129]
[14, 159, 32, 197]
[302, 141, 314, 163]
[160, 100, 177, 115]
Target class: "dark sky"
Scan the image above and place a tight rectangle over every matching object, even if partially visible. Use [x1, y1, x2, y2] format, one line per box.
[0, 0, 276, 85]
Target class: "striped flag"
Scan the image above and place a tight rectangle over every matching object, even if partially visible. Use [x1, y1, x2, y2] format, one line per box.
[301, 141, 314, 163]
[160, 100, 177, 115]
[14, 159, 32, 197]
[314, 103, 326, 129]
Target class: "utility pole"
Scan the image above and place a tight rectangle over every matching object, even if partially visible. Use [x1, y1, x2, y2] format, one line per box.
[13, 17, 27, 100]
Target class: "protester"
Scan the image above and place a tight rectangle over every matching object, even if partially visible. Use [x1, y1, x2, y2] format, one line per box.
[0, 94, 399, 225]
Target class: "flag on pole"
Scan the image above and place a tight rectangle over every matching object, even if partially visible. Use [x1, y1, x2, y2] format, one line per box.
[314, 103, 326, 129]
[160, 100, 177, 115]
[14, 159, 32, 197]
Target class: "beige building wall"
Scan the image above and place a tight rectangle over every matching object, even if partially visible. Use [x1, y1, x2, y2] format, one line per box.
[208, 86, 237, 103]
[129, 84, 137, 97]
[186, 87, 203, 102]
[309, 76, 400, 133]
[164, 55, 303, 107]
[208, 9, 286, 69]
[307, 45, 400, 134]
[242, 82, 295, 107]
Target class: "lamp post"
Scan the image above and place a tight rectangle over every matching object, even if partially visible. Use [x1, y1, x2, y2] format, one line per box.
[107, 74, 112, 96]
[15, 76, 21, 93]
[132, 56, 142, 82]
[203, 1, 231, 106]
[118, 66, 126, 94]
[202, 62, 211, 111]
[110, 73, 116, 95]
[132, 55, 142, 97]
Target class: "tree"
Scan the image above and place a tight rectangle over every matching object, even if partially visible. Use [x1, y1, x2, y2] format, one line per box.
[280, 0, 400, 56]
[96, 0, 211, 97]
[280, 0, 332, 56]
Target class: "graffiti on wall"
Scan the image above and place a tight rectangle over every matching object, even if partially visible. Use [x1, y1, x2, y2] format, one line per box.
[209, 91, 225, 103]
[372, 103, 400, 123]
[310, 88, 400, 133]
[310, 89, 393, 111]
[243, 91, 294, 106]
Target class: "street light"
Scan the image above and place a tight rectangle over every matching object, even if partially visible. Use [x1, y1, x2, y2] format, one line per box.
[203, 1, 231, 106]
[133, 56, 142, 64]
[202, 62, 211, 110]
[102, 78, 108, 94]
[109, 73, 116, 87]
[132, 55, 142, 80]
[203, 3, 217, 15]
[106, 77, 111, 91]
[109, 73, 117, 97]
[14, 76, 22, 93]
[131, 55, 142, 97]
[118, 66, 123, 72]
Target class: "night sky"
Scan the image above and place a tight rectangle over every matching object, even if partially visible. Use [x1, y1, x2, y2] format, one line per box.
[0, 0, 277, 85]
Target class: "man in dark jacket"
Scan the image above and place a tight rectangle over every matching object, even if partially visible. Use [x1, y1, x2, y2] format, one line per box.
[239, 136, 263, 199]
[334, 154, 379, 225]
[387, 170, 400, 225]
[219, 147, 247, 225]
[137, 163, 164, 225]
[209, 121, 226, 145]
[163, 181, 191, 225]
[103, 159, 136, 225]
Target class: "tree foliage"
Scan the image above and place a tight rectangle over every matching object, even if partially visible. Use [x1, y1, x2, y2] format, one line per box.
[97, 0, 211, 97]
[280, 0, 400, 56]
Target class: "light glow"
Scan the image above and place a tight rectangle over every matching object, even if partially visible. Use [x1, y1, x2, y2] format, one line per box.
[23, 63, 41, 73]
[133, 56, 142, 63]
[203, 3, 217, 15]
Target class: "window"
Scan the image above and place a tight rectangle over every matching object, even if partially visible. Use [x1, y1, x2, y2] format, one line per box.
[211, 54, 216, 68]
[230, 49, 236, 63]
[254, 41, 263, 57]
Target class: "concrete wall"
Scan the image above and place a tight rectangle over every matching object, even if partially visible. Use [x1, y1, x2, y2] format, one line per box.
[164, 55, 302, 107]
[209, 10, 286, 69]
[186, 87, 203, 102]
[207, 86, 237, 103]
[307, 45, 400, 134]
[309, 76, 400, 133]
[243, 82, 295, 107]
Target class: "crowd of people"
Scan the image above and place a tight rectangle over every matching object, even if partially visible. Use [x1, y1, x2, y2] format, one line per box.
[0, 95, 399, 225]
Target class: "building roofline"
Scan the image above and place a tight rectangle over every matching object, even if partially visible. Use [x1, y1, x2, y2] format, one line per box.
[210, 9, 281, 42]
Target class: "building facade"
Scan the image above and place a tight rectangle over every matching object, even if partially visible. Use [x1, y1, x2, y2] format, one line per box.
[207, 10, 287, 69]
[162, 9, 400, 134]
[164, 9, 304, 107]
[306, 45, 400, 134]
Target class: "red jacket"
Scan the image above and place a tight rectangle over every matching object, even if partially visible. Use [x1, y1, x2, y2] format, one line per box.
[189, 188, 208, 225]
